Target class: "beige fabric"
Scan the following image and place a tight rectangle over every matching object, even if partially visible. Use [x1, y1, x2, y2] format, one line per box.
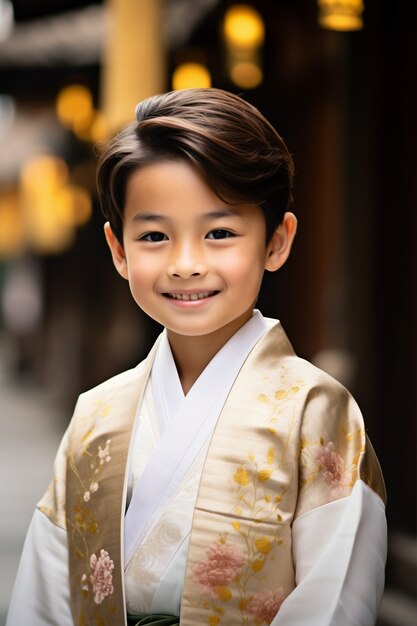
[38, 339, 160, 626]
[179, 322, 385, 625]
[36, 320, 385, 626]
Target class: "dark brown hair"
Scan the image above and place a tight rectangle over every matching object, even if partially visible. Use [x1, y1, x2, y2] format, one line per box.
[97, 88, 294, 244]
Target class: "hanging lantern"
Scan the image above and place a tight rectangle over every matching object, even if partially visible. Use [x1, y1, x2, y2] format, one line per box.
[172, 62, 211, 90]
[56, 84, 93, 131]
[223, 4, 265, 48]
[223, 5, 265, 89]
[318, 0, 364, 31]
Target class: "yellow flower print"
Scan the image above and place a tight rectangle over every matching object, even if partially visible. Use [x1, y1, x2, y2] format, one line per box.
[255, 537, 272, 556]
[208, 617, 221, 626]
[233, 467, 250, 486]
[275, 389, 288, 400]
[266, 447, 275, 465]
[257, 394, 269, 403]
[231, 521, 241, 531]
[257, 468, 272, 482]
[251, 558, 265, 573]
[217, 586, 232, 601]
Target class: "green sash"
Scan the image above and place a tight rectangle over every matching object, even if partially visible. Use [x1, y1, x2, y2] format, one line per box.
[127, 613, 179, 626]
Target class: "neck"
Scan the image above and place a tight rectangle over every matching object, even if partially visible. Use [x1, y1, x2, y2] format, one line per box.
[167, 312, 254, 395]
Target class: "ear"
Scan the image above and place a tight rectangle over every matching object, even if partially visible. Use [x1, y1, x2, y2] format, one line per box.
[104, 222, 129, 279]
[264, 212, 297, 272]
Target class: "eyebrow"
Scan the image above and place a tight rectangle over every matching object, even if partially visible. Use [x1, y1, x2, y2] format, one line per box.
[131, 208, 240, 223]
[131, 213, 167, 223]
[203, 208, 240, 219]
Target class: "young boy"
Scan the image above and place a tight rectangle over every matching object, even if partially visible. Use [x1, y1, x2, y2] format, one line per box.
[7, 88, 387, 626]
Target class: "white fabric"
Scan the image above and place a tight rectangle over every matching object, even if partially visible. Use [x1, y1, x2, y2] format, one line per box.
[124, 382, 207, 614]
[151, 536, 190, 615]
[124, 311, 271, 563]
[6, 509, 72, 626]
[152, 332, 184, 432]
[125, 381, 161, 508]
[271, 479, 387, 626]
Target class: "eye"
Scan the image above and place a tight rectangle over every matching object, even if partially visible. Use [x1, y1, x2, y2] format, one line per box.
[140, 231, 168, 242]
[206, 229, 234, 240]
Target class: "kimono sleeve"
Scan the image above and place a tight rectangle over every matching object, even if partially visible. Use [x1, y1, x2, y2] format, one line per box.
[272, 378, 387, 626]
[6, 427, 73, 626]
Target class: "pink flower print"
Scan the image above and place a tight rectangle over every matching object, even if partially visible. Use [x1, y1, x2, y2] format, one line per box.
[246, 588, 285, 624]
[311, 441, 348, 489]
[192, 540, 245, 598]
[89, 549, 114, 604]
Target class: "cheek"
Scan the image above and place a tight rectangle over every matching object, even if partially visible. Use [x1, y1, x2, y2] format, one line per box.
[126, 262, 156, 294]
[224, 247, 266, 282]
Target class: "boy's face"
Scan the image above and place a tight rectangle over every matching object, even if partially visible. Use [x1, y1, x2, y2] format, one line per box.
[105, 160, 294, 345]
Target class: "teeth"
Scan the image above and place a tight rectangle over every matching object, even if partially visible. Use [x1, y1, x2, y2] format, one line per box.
[168, 291, 214, 301]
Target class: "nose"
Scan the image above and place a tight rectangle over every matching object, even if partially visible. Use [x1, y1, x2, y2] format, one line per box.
[167, 240, 207, 279]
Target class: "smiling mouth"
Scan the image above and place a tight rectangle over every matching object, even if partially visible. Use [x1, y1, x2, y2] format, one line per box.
[164, 291, 219, 301]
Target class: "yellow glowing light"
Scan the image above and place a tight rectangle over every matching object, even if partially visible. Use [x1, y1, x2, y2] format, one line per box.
[318, 0, 364, 31]
[56, 185, 92, 227]
[24, 194, 74, 254]
[89, 111, 109, 142]
[230, 61, 263, 89]
[172, 63, 211, 90]
[224, 5, 265, 48]
[21, 155, 68, 193]
[56, 84, 94, 130]
[19, 154, 91, 254]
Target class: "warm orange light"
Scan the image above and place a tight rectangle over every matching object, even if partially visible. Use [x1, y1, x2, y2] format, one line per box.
[56, 84, 94, 130]
[23, 192, 74, 254]
[318, 0, 364, 31]
[21, 155, 68, 193]
[89, 111, 109, 142]
[224, 5, 265, 48]
[172, 63, 211, 90]
[223, 5, 264, 90]
[19, 154, 91, 254]
[230, 61, 263, 89]
[56, 185, 92, 227]
[0, 188, 24, 258]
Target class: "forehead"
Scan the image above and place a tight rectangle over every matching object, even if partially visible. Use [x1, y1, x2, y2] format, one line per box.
[124, 160, 264, 223]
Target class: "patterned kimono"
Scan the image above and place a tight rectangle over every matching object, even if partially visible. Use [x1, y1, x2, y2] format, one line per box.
[6, 312, 387, 626]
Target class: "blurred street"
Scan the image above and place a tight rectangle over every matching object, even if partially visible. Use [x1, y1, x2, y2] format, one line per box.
[0, 0, 415, 625]
[0, 338, 67, 625]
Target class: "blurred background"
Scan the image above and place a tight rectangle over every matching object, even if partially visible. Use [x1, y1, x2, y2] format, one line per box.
[0, 0, 415, 624]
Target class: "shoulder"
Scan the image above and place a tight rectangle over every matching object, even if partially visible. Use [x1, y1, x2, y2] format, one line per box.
[75, 332, 163, 404]
[78, 359, 149, 405]
[272, 321, 354, 402]
[288, 354, 352, 400]
[289, 355, 361, 431]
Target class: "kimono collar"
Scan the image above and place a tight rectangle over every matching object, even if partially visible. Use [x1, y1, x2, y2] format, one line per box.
[151, 309, 271, 434]
[124, 310, 272, 563]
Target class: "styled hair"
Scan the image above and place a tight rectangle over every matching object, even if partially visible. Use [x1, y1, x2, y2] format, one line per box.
[97, 88, 294, 244]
